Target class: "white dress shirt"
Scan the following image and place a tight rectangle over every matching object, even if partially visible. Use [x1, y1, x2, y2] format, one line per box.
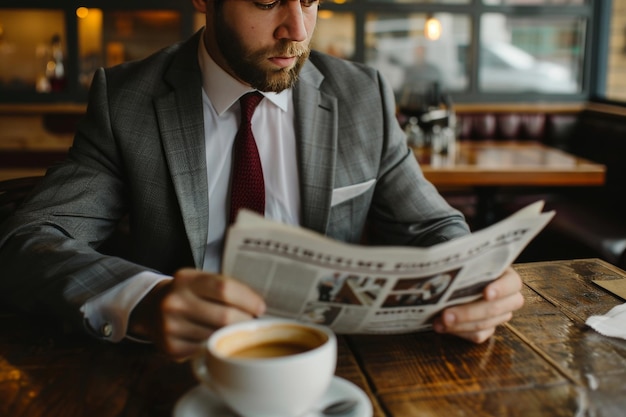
[81, 33, 301, 342]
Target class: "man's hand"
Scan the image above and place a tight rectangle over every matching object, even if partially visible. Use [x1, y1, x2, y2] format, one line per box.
[432, 266, 524, 343]
[129, 268, 266, 361]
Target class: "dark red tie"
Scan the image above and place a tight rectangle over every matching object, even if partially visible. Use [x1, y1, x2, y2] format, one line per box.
[229, 92, 265, 223]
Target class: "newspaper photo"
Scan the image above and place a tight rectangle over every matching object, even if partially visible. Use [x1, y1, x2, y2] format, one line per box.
[222, 201, 555, 334]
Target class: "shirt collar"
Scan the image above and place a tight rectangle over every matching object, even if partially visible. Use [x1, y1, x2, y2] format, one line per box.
[197, 30, 289, 115]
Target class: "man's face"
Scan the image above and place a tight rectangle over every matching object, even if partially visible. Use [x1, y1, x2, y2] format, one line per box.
[206, 1, 319, 92]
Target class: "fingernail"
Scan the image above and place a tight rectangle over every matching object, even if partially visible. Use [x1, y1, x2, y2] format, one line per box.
[486, 288, 497, 300]
[444, 312, 456, 326]
[257, 302, 267, 317]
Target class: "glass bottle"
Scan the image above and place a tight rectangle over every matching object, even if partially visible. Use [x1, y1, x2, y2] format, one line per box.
[46, 34, 66, 92]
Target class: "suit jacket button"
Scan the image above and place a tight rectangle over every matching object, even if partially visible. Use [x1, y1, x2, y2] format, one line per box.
[101, 323, 113, 337]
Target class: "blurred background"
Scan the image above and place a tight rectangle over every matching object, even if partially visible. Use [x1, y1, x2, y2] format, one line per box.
[0, 0, 623, 103]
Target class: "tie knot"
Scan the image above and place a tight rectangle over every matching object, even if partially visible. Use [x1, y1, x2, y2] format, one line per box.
[239, 91, 264, 122]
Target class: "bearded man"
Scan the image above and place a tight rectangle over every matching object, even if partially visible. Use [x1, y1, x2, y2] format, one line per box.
[0, 0, 524, 360]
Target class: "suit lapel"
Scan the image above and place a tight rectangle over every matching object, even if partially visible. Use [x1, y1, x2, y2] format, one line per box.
[154, 32, 208, 268]
[294, 61, 337, 235]
[152, 36, 338, 265]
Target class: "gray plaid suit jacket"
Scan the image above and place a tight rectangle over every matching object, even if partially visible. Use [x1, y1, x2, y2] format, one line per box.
[0, 31, 469, 333]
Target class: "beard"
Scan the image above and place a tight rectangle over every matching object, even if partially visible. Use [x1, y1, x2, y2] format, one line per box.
[214, 12, 310, 92]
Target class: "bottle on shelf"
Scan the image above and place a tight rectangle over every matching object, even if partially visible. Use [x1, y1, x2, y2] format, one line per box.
[46, 33, 66, 92]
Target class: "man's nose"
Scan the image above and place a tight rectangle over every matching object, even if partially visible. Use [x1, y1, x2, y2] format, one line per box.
[274, 1, 309, 42]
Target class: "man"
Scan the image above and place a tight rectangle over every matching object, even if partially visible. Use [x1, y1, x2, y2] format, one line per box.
[0, 0, 523, 361]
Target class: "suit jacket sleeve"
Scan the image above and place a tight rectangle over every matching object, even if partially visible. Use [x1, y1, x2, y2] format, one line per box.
[0, 41, 199, 333]
[366, 68, 470, 246]
[0, 69, 150, 333]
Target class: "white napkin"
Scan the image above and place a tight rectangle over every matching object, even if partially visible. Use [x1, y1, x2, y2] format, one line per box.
[586, 303, 626, 340]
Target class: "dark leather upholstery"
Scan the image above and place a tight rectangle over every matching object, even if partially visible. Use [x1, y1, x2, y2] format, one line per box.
[545, 198, 626, 269]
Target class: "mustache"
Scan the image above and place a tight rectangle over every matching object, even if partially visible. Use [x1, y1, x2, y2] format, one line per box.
[268, 42, 310, 58]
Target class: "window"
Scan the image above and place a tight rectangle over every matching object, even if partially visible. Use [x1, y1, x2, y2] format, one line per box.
[311, 11, 355, 60]
[315, 0, 593, 103]
[363, 13, 471, 96]
[0, 9, 66, 93]
[0, 1, 614, 104]
[478, 13, 583, 94]
[78, 9, 182, 90]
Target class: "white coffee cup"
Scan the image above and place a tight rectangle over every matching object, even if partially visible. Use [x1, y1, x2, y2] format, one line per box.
[192, 318, 337, 417]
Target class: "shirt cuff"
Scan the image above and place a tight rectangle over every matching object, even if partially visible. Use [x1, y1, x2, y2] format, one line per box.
[81, 271, 172, 342]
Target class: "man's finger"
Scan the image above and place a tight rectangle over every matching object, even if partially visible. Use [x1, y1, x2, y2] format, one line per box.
[484, 267, 523, 301]
[175, 270, 266, 317]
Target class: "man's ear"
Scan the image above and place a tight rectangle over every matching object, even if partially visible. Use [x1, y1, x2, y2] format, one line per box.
[192, 0, 207, 13]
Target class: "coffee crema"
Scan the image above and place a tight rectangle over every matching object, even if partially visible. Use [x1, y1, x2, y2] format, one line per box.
[229, 341, 314, 359]
[214, 323, 328, 360]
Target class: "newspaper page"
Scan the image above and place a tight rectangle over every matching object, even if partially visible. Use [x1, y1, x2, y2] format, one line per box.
[222, 201, 554, 334]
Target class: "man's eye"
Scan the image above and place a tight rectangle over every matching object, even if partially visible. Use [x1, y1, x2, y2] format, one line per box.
[254, 0, 319, 10]
[254, 1, 280, 10]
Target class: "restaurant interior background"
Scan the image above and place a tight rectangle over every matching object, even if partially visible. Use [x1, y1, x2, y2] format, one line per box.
[1, 0, 626, 267]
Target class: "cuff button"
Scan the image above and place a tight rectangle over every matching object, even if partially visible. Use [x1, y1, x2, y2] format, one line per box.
[101, 323, 113, 337]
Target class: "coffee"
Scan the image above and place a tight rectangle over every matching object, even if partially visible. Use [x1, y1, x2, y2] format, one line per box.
[214, 323, 328, 360]
[229, 341, 313, 358]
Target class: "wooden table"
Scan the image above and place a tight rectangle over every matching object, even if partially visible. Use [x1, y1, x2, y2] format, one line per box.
[2, 258, 625, 417]
[349, 258, 626, 416]
[414, 140, 606, 187]
[0, 168, 47, 182]
[413, 140, 606, 227]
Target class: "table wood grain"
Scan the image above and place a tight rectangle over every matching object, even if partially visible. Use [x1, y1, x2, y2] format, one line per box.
[414, 141, 606, 187]
[0, 315, 381, 417]
[1, 258, 625, 416]
[346, 258, 626, 417]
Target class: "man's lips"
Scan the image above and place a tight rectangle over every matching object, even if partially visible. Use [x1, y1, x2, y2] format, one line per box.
[269, 56, 297, 68]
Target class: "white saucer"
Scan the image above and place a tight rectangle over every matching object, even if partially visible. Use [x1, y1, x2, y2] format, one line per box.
[173, 376, 373, 417]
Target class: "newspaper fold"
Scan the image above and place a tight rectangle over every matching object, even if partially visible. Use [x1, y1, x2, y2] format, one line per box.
[223, 201, 554, 334]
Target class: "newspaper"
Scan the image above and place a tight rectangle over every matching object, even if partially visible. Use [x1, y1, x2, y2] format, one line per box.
[222, 201, 554, 334]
